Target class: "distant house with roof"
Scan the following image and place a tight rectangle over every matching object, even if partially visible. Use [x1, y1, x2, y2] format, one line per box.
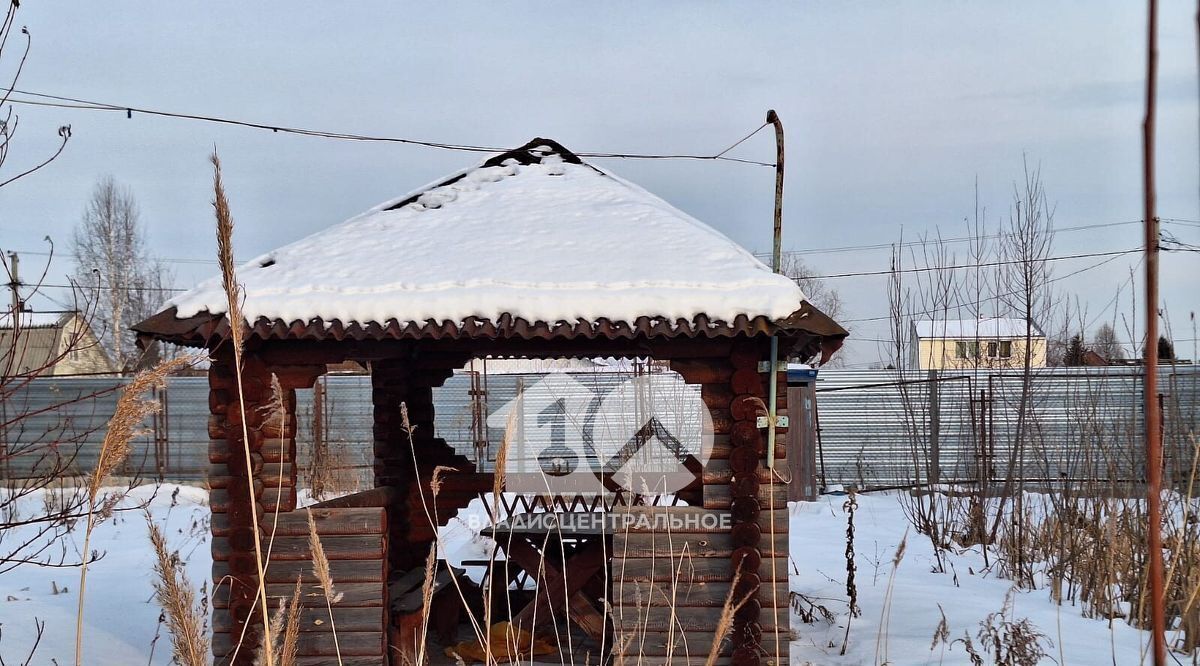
[0, 311, 116, 376]
[909, 317, 1046, 370]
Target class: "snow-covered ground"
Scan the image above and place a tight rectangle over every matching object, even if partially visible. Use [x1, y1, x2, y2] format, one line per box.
[0, 485, 212, 665]
[0, 485, 1162, 664]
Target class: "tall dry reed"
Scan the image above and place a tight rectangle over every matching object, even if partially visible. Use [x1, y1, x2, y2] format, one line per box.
[147, 514, 209, 666]
[256, 577, 304, 666]
[703, 570, 754, 666]
[211, 151, 275, 666]
[74, 355, 193, 666]
[306, 508, 343, 665]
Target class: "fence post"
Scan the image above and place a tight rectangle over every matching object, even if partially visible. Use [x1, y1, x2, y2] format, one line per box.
[928, 369, 940, 485]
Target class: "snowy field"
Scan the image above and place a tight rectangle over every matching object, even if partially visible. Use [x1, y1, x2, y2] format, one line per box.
[0, 485, 1161, 665]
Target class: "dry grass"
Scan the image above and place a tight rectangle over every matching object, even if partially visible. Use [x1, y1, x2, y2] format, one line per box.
[73, 355, 195, 666]
[305, 381, 362, 501]
[147, 514, 209, 666]
[416, 545, 438, 665]
[306, 508, 343, 665]
[703, 570, 755, 666]
[211, 150, 275, 666]
[280, 578, 303, 666]
[256, 577, 304, 666]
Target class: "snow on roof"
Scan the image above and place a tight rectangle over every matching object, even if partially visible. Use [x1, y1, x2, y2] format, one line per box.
[913, 318, 1043, 339]
[166, 140, 805, 328]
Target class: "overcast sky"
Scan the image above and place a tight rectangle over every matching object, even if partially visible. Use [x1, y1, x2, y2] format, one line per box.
[2, 2, 1198, 365]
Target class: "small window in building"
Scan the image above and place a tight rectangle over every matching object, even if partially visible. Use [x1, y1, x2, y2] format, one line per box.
[955, 341, 979, 359]
[986, 341, 1013, 358]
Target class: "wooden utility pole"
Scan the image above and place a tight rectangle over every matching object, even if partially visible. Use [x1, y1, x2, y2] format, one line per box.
[765, 110, 785, 470]
[1142, 0, 1166, 663]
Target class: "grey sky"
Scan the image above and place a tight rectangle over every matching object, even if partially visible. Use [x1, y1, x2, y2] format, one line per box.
[2, 2, 1197, 364]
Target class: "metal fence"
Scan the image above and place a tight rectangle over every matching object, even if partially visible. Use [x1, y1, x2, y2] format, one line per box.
[813, 366, 1199, 488]
[3, 366, 1197, 490]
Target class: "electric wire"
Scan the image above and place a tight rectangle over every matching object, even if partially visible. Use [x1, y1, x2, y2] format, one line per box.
[5, 89, 776, 166]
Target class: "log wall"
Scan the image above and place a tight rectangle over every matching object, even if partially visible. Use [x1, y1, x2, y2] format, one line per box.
[209, 351, 322, 663]
[609, 343, 790, 666]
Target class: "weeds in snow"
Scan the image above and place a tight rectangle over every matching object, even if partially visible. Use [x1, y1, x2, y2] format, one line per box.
[147, 514, 209, 666]
[73, 355, 193, 666]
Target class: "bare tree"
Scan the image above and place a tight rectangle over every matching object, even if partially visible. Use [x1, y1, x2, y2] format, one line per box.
[782, 254, 844, 322]
[1091, 322, 1124, 361]
[1, 249, 106, 572]
[71, 177, 174, 371]
[0, 5, 71, 191]
[782, 254, 846, 366]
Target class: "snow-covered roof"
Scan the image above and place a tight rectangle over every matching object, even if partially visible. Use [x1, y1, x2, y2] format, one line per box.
[164, 139, 805, 330]
[913, 318, 1043, 340]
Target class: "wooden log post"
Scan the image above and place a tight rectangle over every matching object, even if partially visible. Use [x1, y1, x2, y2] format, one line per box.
[701, 339, 790, 666]
[211, 352, 274, 662]
[371, 358, 473, 572]
[371, 358, 421, 573]
[209, 353, 318, 664]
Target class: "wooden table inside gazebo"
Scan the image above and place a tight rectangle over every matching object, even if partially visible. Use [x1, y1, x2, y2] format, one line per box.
[485, 514, 610, 640]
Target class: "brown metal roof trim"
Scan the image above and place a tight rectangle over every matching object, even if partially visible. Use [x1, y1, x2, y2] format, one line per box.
[134, 302, 847, 351]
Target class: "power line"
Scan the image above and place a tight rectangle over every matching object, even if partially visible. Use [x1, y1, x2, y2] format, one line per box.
[38, 282, 185, 293]
[6, 89, 776, 167]
[12, 217, 1191, 271]
[762, 219, 1146, 258]
[10, 247, 218, 266]
[757, 217, 1199, 259]
[802, 248, 1139, 281]
[1082, 255, 1144, 332]
[847, 335, 1198, 346]
[838, 251, 1133, 324]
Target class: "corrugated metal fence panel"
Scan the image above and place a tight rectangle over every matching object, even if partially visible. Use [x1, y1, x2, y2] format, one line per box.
[812, 366, 1199, 488]
[3, 367, 1196, 490]
[1, 376, 208, 481]
[433, 371, 660, 473]
[158, 377, 211, 479]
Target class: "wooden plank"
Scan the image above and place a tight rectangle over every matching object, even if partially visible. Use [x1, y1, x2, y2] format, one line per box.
[618, 630, 731, 658]
[619, 629, 772, 658]
[214, 582, 383, 609]
[613, 556, 789, 583]
[624, 633, 792, 657]
[266, 507, 385, 536]
[213, 630, 384, 657]
[261, 486, 297, 513]
[702, 483, 790, 510]
[213, 558, 385, 584]
[703, 459, 785, 485]
[213, 606, 384, 633]
[213, 535, 383, 562]
[295, 658, 385, 666]
[614, 581, 790, 608]
[613, 533, 787, 559]
[217, 508, 387, 537]
[615, 659, 730, 666]
[208, 490, 264, 516]
[208, 462, 294, 489]
[610, 605, 790, 632]
[710, 438, 786, 461]
[309, 486, 398, 509]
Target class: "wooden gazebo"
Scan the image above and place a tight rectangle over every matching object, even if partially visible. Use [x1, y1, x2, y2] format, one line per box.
[135, 139, 846, 666]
